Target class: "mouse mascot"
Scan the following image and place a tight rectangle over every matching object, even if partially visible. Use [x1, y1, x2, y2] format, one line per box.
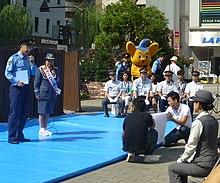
[126, 38, 159, 80]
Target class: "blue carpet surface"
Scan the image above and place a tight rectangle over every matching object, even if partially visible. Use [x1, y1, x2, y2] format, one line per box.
[0, 113, 175, 183]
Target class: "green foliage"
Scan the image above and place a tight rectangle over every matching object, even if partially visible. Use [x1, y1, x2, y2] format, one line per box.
[0, 5, 32, 46]
[79, 0, 175, 81]
[71, 2, 101, 49]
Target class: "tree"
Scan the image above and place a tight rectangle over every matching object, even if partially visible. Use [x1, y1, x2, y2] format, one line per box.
[71, 1, 101, 49]
[0, 4, 32, 46]
[89, 0, 174, 81]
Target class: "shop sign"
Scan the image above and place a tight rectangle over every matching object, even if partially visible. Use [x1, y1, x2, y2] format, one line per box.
[189, 31, 220, 46]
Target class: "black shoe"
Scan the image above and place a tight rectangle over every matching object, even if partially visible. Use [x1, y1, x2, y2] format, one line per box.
[104, 114, 110, 117]
[19, 138, 31, 142]
[9, 140, 19, 144]
[116, 114, 122, 118]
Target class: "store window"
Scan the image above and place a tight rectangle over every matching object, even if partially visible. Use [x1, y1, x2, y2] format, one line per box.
[46, 19, 50, 34]
[35, 17, 39, 33]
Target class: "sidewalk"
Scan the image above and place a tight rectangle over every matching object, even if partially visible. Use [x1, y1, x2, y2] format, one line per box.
[62, 96, 220, 183]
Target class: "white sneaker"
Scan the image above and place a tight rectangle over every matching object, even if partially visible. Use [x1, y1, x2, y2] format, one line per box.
[126, 153, 135, 162]
[144, 155, 159, 163]
[39, 128, 48, 136]
[44, 129, 53, 136]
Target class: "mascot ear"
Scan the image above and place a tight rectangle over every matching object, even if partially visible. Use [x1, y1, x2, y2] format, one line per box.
[126, 41, 136, 57]
[149, 43, 159, 57]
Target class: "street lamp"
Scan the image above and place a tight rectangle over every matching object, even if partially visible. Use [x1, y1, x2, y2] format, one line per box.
[40, 0, 85, 48]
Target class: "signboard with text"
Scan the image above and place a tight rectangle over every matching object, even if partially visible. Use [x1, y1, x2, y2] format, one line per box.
[200, 0, 220, 24]
[174, 31, 180, 55]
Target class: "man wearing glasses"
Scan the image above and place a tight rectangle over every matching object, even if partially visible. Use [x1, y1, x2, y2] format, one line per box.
[157, 70, 178, 112]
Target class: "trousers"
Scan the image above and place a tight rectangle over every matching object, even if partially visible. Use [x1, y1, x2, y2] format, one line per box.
[8, 85, 30, 142]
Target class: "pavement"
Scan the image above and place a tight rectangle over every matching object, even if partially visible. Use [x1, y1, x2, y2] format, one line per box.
[62, 84, 220, 183]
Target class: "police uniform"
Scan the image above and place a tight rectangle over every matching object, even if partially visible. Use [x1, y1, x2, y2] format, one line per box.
[102, 70, 125, 117]
[132, 68, 152, 111]
[185, 71, 204, 119]
[157, 71, 178, 112]
[34, 53, 59, 115]
[5, 39, 37, 144]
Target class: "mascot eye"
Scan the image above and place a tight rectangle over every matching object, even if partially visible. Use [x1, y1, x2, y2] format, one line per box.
[145, 55, 148, 59]
[138, 54, 142, 59]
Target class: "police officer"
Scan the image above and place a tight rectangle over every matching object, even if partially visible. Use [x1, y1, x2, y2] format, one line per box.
[132, 67, 152, 111]
[34, 53, 60, 136]
[102, 70, 125, 118]
[118, 53, 131, 81]
[5, 39, 37, 144]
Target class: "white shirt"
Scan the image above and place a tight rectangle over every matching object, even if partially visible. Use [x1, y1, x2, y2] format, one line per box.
[104, 80, 122, 97]
[132, 77, 152, 96]
[157, 80, 178, 96]
[121, 81, 132, 95]
[164, 63, 181, 82]
[185, 81, 204, 101]
[151, 82, 159, 94]
[166, 103, 192, 130]
[181, 111, 209, 162]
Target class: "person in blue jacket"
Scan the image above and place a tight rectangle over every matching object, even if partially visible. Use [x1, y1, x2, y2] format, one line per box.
[34, 53, 61, 136]
[5, 39, 37, 144]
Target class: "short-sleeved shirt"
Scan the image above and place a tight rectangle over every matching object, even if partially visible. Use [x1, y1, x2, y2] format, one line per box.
[185, 81, 204, 101]
[5, 51, 37, 86]
[122, 111, 154, 152]
[121, 81, 132, 95]
[104, 80, 122, 97]
[166, 103, 192, 130]
[164, 63, 181, 82]
[132, 77, 152, 96]
[157, 80, 178, 97]
[175, 80, 187, 96]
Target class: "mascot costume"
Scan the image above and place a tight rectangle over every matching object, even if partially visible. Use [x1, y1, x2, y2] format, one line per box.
[126, 38, 159, 80]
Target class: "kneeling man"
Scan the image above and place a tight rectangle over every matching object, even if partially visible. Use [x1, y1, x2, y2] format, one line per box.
[164, 91, 192, 146]
[122, 98, 159, 163]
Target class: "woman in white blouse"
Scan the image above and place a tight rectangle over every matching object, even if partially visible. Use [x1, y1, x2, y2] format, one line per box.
[149, 73, 159, 113]
[121, 72, 133, 115]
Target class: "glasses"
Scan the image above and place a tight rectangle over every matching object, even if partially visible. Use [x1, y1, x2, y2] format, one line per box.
[192, 74, 199, 77]
[165, 74, 172, 77]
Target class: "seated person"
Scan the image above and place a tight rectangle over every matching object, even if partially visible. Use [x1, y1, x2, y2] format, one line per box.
[163, 91, 192, 147]
[149, 73, 159, 113]
[169, 90, 218, 183]
[102, 70, 125, 118]
[122, 98, 159, 163]
[132, 67, 152, 111]
[157, 70, 178, 112]
[185, 70, 204, 119]
[175, 70, 187, 104]
[121, 71, 132, 115]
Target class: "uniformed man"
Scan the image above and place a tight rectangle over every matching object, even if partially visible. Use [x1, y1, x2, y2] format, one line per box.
[118, 53, 131, 81]
[157, 70, 178, 112]
[102, 70, 125, 118]
[5, 39, 37, 144]
[132, 67, 152, 111]
[185, 70, 204, 119]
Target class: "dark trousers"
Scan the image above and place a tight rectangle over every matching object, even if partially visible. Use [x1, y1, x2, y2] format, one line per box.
[131, 129, 158, 155]
[169, 162, 211, 183]
[164, 126, 190, 147]
[159, 98, 168, 112]
[8, 85, 30, 142]
[102, 98, 125, 115]
[188, 101, 194, 120]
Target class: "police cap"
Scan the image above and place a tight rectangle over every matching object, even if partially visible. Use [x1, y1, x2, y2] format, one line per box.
[108, 70, 116, 75]
[139, 67, 148, 73]
[19, 39, 34, 46]
[44, 53, 56, 60]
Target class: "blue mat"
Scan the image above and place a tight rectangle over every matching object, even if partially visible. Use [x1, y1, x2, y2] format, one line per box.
[0, 113, 175, 183]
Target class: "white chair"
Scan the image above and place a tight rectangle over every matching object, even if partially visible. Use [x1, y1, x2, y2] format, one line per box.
[111, 104, 119, 115]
